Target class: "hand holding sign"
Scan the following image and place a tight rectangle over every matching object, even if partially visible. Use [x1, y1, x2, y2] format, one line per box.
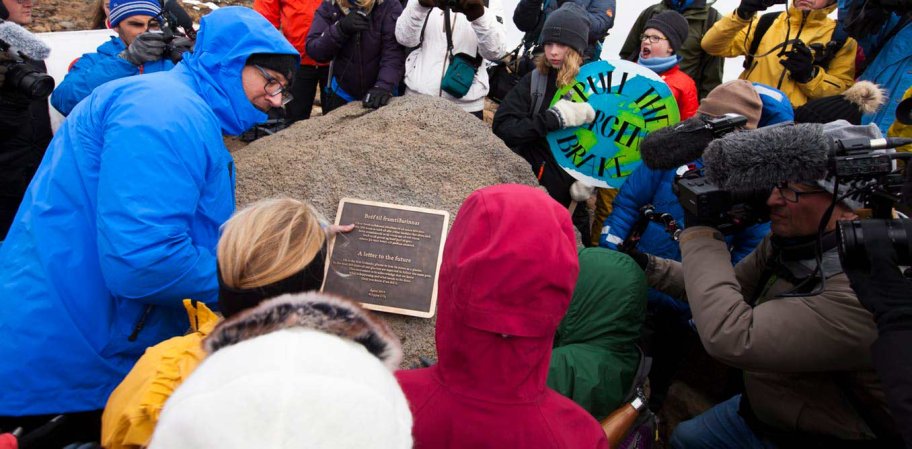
[547, 59, 680, 189]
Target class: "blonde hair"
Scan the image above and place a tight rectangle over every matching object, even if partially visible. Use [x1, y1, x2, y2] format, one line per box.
[217, 198, 327, 290]
[535, 49, 584, 89]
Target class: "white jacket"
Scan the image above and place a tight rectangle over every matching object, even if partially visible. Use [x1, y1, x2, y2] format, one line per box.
[395, 0, 507, 112]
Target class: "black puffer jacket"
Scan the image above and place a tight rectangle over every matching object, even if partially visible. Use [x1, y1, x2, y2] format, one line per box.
[0, 59, 52, 239]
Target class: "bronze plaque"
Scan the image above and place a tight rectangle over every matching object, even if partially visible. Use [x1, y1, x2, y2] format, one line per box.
[321, 198, 449, 318]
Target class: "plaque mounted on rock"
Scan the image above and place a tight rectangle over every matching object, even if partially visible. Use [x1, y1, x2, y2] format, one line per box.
[322, 198, 449, 318]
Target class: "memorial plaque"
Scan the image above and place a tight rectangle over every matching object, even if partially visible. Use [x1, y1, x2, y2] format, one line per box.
[321, 198, 449, 318]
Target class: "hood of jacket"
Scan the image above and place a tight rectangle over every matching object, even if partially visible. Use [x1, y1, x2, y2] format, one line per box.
[554, 248, 646, 349]
[178, 6, 300, 136]
[433, 184, 579, 402]
[97, 36, 126, 56]
[787, 1, 837, 24]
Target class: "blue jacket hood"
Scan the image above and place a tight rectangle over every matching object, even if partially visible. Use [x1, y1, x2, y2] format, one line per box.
[98, 36, 126, 55]
[180, 7, 300, 135]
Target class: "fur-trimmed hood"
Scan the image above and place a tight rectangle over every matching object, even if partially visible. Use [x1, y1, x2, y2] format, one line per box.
[204, 291, 403, 370]
[149, 292, 412, 449]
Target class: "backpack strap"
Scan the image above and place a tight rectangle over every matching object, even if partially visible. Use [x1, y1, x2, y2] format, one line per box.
[529, 68, 548, 116]
[413, 8, 433, 50]
[743, 11, 780, 70]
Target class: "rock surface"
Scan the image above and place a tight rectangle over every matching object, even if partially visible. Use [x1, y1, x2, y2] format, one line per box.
[233, 94, 541, 367]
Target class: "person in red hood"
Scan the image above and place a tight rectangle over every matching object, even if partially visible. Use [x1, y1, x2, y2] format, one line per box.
[395, 184, 609, 449]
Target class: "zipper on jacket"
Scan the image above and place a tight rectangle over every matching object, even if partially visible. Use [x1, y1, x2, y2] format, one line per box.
[128, 305, 154, 341]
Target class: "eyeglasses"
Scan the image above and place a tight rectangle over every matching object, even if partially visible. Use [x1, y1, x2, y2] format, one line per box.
[639, 34, 668, 44]
[774, 182, 828, 203]
[254, 65, 293, 106]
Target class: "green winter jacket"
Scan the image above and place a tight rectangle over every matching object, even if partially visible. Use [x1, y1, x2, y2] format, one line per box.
[619, 0, 724, 99]
[546, 248, 648, 420]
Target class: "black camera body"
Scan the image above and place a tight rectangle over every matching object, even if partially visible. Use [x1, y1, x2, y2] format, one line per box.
[158, 0, 196, 62]
[0, 54, 54, 101]
[674, 173, 771, 234]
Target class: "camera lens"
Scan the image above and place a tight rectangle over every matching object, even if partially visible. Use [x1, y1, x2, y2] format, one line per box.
[838, 219, 912, 270]
[6, 62, 55, 100]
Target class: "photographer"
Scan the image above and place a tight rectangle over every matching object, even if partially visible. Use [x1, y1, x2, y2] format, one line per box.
[0, 0, 51, 242]
[50, 0, 192, 117]
[701, 0, 857, 108]
[394, 0, 506, 118]
[642, 123, 897, 447]
[305, 0, 404, 112]
[512, 0, 615, 63]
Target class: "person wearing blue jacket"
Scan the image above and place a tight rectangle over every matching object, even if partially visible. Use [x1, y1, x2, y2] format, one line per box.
[50, 0, 192, 117]
[839, 0, 912, 134]
[513, 0, 615, 61]
[0, 7, 299, 447]
[599, 80, 788, 409]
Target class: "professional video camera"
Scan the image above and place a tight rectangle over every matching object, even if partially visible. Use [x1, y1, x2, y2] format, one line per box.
[657, 113, 774, 234]
[0, 18, 54, 102]
[696, 121, 912, 271]
[157, 0, 196, 61]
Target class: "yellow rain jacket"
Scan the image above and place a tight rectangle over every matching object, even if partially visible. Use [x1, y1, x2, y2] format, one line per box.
[889, 86, 912, 154]
[701, 3, 856, 107]
[101, 300, 219, 449]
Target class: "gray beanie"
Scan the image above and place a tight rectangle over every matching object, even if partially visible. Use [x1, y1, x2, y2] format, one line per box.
[816, 120, 884, 210]
[540, 3, 590, 56]
[644, 10, 689, 54]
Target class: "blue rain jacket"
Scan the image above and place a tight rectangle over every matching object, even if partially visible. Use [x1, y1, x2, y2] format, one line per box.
[51, 37, 175, 117]
[0, 7, 298, 415]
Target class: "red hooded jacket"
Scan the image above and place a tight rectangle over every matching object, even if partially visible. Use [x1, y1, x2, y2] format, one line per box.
[395, 184, 609, 449]
[662, 65, 698, 120]
[253, 0, 325, 66]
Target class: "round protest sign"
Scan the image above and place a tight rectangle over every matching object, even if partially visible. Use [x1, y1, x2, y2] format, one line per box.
[547, 59, 680, 189]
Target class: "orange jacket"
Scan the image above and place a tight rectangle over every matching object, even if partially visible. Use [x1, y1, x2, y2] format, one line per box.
[254, 0, 327, 66]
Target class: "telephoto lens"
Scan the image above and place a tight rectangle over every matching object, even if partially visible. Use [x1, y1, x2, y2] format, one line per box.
[837, 219, 912, 270]
[3, 60, 55, 100]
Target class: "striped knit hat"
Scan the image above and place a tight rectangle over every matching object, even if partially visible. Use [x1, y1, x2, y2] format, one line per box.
[110, 0, 162, 28]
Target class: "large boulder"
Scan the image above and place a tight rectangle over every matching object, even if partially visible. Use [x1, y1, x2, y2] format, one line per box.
[233, 94, 541, 367]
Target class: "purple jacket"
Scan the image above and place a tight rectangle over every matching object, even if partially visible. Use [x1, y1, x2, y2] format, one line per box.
[306, 0, 404, 98]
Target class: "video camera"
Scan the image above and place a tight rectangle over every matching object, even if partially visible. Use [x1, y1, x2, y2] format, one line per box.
[669, 114, 772, 234]
[157, 0, 196, 61]
[0, 18, 54, 102]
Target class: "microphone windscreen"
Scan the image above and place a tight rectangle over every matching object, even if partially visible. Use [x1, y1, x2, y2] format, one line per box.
[0, 20, 50, 60]
[641, 116, 716, 170]
[704, 123, 832, 192]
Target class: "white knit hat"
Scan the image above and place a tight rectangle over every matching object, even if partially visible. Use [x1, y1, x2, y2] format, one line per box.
[147, 293, 412, 449]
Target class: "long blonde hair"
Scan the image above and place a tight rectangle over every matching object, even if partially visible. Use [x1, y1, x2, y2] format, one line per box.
[217, 198, 327, 290]
[535, 49, 584, 89]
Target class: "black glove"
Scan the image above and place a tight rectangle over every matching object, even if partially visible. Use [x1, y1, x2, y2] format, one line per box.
[736, 0, 771, 19]
[454, 0, 484, 21]
[363, 87, 391, 109]
[418, 0, 437, 7]
[119, 32, 166, 66]
[169, 36, 194, 64]
[338, 11, 370, 36]
[780, 41, 816, 83]
[843, 220, 912, 334]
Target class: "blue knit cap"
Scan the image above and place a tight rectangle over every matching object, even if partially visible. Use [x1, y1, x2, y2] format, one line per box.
[109, 0, 163, 28]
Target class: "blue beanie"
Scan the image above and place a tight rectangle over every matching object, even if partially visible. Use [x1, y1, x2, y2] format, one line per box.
[110, 0, 163, 28]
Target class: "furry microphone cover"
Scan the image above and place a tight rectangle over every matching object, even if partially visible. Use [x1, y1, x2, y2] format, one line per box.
[703, 123, 832, 192]
[640, 116, 717, 170]
[0, 20, 50, 60]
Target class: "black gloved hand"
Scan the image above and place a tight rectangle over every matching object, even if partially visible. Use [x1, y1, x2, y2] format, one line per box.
[418, 0, 437, 7]
[338, 11, 370, 36]
[454, 0, 484, 21]
[363, 87, 391, 109]
[780, 41, 816, 83]
[169, 36, 194, 64]
[843, 220, 912, 334]
[736, 0, 771, 19]
[119, 32, 166, 66]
